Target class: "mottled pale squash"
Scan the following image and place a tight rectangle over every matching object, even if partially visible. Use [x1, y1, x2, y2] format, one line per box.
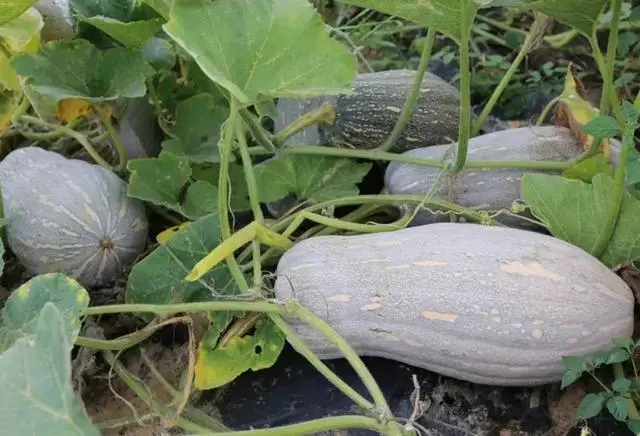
[0, 147, 148, 287]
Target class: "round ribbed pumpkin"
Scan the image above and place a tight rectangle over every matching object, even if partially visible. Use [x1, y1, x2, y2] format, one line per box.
[0, 147, 149, 288]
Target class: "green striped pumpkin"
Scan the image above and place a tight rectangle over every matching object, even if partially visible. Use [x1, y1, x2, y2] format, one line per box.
[0, 147, 148, 287]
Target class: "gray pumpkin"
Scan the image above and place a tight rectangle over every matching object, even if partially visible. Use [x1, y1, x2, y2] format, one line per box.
[0, 147, 149, 287]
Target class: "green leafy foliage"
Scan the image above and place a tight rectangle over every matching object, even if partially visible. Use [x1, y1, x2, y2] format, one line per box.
[191, 162, 251, 212]
[9, 39, 154, 104]
[561, 154, 614, 182]
[577, 393, 607, 419]
[0, 303, 99, 435]
[0, 0, 36, 26]
[581, 115, 619, 138]
[195, 317, 285, 389]
[126, 213, 240, 307]
[162, 93, 229, 163]
[340, 0, 481, 42]
[70, 0, 136, 22]
[521, 173, 640, 267]
[77, 16, 165, 49]
[255, 155, 372, 203]
[0, 274, 89, 352]
[163, 0, 357, 104]
[127, 151, 218, 220]
[522, 0, 608, 36]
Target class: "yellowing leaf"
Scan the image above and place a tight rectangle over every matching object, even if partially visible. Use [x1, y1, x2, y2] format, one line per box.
[56, 98, 92, 122]
[156, 222, 191, 244]
[554, 64, 610, 157]
[0, 90, 21, 133]
[194, 317, 285, 389]
[0, 7, 43, 91]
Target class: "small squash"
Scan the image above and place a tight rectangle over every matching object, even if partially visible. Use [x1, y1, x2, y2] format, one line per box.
[0, 147, 149, 288]
[274, 222, 634, 387]
[384, 126, 584, 228]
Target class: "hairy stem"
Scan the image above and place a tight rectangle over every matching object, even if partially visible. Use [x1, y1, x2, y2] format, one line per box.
[377, 26, 436, 152]
[273, 102, 336, 147]
[240, 108, 276, 152]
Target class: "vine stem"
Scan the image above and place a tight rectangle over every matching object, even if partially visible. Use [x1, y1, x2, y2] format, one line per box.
[268, 144, 573, 171]
[19, 115, 113, 170]
[95, 104, 127, 171]
[235, 117, 265, 288]
[471, 13, 550, 136]
[451, 1, 472, 172]
[217, 103, 250, 293]
[377, 26, 436, 152]
[273, 102, 336, 147]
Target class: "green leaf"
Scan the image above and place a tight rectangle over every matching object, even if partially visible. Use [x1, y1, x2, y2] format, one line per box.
[0, 303, 100, 435]
[612, 378, 632, 393]
[9, 39, 154, 104]
[562, 154, 614, 182]
[143, 0, 171, 20]
[0, 0, 36, 26]
[127, 151, 218, 220]
[561, 370, 583, 389]
[191, 163, 251, 212]
[162, 93, 229, 163]
[0, 273, 89, 352]
[628, 419, 640, 434]
[562, 355, 588, 372]
[70, 0, 135, 22]
[0, 7, 43, 91]
[255, 155, 372, 203]
[576, 392, 607, 420]
[625, 149, 640, 185]
[581, 115, 619, 138]
[607, 348, 631, 364]
[594, 350, 611, 366]
[607, 395, 629, 421]
[631, 6, 640, 22]
[612, 337, 635, 349]
[523, 0, 608, 36]
[194, 316, 285, 390]
[340, 0, 481, 42]
[163, 0, 357, 104]
[521, 173, 640, 268]
[126, 213, 240, 307]
[77, 16, 165, 49]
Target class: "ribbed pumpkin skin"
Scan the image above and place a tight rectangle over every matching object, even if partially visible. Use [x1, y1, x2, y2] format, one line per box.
[0, 147, 148, 288]
[384, 126, 582, 229]
[274, 223, 634, 386]
[328, 69, 460, 152]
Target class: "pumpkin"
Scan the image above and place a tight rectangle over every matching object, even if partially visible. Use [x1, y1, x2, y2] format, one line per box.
[273, 222, 634, 387]
[384, 126, 584, 229]
[0, 147, 148, 288]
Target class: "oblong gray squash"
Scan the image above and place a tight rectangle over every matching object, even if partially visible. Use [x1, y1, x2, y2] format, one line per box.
[328, 69, 460, 152]
[384, 126, 583, 229]
[273, 223, 634, 387]
[0, 147, 149, 288]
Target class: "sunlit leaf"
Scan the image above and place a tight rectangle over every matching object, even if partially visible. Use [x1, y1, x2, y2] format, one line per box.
[0, 90, 21, 133]
[163, 0, 357, 104]
[0, 7, 43, 91]
[0, 0, 37, 26]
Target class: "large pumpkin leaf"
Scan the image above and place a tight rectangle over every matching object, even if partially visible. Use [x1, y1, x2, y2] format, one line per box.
[0, 273, 89, 352]
[127, 151, 219, 220]
[162, 93, 229, 163]
[520, 173, 640, 268]
[0, 303, 100, 435]
[0, 7, 43, 91]
[195, 317, 285, 390]
[77, 16, 165, 49]
[255, 154, 372, 203]
[126, 213, 240, 306]
[9, 39, 154, 104]
[0, 0, 36, 26]
[163, 0, 357, 104]
[521, 0, 608, 37]
[191, 162, 251, 212]
[339, 0, 483, 42]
